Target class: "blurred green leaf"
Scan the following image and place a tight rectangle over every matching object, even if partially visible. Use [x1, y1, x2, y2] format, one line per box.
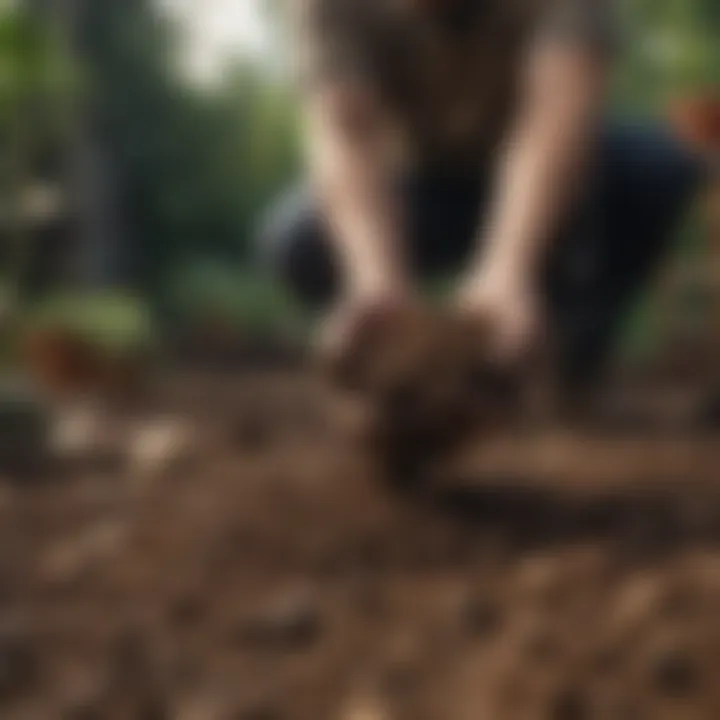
[164, 259, 304, 331]
[25, 291, 154, 353]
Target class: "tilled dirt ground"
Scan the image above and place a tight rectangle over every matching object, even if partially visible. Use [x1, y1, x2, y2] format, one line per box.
[3, 364, 720, 720]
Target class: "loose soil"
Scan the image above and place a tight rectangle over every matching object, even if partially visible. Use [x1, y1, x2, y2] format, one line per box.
[2, 327, 720, 719]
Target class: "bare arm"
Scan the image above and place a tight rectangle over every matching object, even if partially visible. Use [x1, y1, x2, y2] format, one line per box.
[459, 35, 612, 358]
[469, 41, 610, 292]
[304, 83, 409, 301]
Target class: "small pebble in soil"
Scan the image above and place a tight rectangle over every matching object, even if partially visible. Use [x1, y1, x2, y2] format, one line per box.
[50, 404, 106, 458]
[128, 417, 192, 476]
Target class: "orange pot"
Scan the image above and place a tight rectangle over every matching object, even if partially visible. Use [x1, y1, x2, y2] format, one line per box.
[23, 328, 98, 397]
[668, 93, 720, 154]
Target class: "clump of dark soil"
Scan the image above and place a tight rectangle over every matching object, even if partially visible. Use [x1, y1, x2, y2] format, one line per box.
[325, 307, 523, 486]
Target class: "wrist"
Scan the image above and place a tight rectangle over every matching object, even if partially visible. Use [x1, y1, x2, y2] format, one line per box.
[471, 247, 536, 294]
[347, 266, 412, 303]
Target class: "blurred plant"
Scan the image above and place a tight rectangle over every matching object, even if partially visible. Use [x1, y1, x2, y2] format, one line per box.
[76, 0, 300, 299]
[24, 290, 153, 355]
[615, 0, 719, 113]
[0, 3, 79, 320]
[4, 0, 714, 355]
[164, 259, 303, 334]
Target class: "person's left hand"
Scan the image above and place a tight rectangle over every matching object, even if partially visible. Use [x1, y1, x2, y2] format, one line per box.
[456, 269, 542, 365]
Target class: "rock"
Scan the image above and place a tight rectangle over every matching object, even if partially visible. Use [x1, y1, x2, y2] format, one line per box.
[128, 417, 192, 477]
[50, 403, 107, 458]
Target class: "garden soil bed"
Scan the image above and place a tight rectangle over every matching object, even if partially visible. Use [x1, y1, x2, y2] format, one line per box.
[2, 364, 720, 719]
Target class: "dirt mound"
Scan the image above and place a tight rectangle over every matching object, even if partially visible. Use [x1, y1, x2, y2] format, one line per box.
[2, 368, 720, 719]
[325, 307, 524, 485]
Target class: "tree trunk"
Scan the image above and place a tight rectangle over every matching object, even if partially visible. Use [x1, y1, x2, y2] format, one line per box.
[33, 0, 127, 288]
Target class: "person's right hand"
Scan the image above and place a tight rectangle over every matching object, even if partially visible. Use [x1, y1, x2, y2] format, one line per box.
[316, 287, 417, 373]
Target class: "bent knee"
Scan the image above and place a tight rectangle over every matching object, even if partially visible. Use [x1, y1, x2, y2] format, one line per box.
[255, 186, 337, 308]
[601, 122, 706, 212]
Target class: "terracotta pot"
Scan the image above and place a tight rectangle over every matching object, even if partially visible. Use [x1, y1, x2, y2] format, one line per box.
[668, 93, 720, 154]
[23, 328, 145, 401]
[23, 328, 98, 396]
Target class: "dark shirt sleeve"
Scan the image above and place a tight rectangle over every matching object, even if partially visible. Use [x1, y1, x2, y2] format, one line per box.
[538, 0, 619, 54]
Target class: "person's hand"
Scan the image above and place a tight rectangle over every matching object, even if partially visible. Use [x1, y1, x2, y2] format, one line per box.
[317, 287, 418, 392]
[317, 287, 416, 368]
[456, 269, 542, 365]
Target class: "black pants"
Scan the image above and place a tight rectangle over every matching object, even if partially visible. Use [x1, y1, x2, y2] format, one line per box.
[256, 123, 705, 389]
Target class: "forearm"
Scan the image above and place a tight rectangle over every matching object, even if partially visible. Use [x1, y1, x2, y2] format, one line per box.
[316, 151, 407, 298]
[471, 50, 607, 287]
[306, 92, 408, 298]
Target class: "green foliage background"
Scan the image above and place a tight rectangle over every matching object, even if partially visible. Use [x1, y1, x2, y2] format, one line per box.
[0, 0, 717, 346]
